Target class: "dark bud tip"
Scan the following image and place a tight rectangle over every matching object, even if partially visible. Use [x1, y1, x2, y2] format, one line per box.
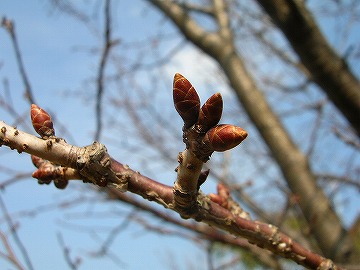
[173, 73, 200, 128]
[54, 178, 69, 189]
[197, 169, 210, 189]
[203, 124, 248, 152]
[196, 92, 223, 133]
[31, 104, 55, 138]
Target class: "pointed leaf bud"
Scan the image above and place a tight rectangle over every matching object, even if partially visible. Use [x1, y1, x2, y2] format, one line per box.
[32, 164, 53, 185]
[196, 92, 223, 133]
[173, 73, 200, 128]
[31, 155, 46, 168]
[197, 169, 210, 189]
[30, 104, 55, 138]
[203, 124, 247, 152]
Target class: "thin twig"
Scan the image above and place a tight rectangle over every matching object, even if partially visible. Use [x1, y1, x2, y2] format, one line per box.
[0, 194, 34, 270]
[0, 231, 25, 270]
[57, 232, 80, 270]
[95, 0, 113, 141]
[1, 17, 35, 104]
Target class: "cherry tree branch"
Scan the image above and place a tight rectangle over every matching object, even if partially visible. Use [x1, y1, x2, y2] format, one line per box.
[147, 0, 356, 263]
[0, 115, 344, 269]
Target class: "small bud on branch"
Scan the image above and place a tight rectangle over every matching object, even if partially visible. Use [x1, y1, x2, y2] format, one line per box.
[31, 155, 46, 168]
[196, 92, 223, 133]
[30, 104, 55, 138]
[203, 124, 248, 152]
[173, 73, 200, 128]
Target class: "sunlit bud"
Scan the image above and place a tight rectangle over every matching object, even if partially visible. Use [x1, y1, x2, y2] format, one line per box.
[30, 104, 55, 138]
[196, 92, 223, 133]
[203, 124, 247, 152]
[173, 73, 200, 128]
[32, 165, 53, 185]
[31, 155, 46, 168]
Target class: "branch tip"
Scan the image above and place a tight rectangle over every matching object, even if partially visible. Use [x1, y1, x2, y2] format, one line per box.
[173, 73, 200, 128]
[203, 124, 247, 152]
[196, 92, 223, 133]
[30, 104, 55, 138]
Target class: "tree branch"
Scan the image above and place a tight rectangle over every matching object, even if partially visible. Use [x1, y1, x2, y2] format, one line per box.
[95, 0, 113, 141]
[0, 118, 346, 269]
[256, 0, 360, 138]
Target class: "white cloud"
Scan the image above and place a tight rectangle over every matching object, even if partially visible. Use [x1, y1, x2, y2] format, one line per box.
[165, 44, 232, 98]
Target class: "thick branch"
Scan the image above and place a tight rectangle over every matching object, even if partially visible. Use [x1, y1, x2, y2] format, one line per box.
[256, 0, 360, 138]
[0, 121, 346, 269]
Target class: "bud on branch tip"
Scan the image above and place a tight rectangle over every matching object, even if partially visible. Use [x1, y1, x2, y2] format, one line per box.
[203, 124, 248, 152]
[31, 104, 55, 138]
[173, 73, 200, 128]
[196, 92, 223, 133]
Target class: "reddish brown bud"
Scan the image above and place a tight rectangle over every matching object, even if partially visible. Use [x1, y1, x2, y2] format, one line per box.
[31, 155, 46, 168]
[209, 193, 223, 205]
[217, 183, 230, 199]
[173, 73, 200, 128]
[209, 184, 229, 207]
[32, 164, 54, 185]
[30, 104, 55, 138]
[203, 124, 247, 152]
[196, 92, 223, 133]
[53, 178, 68, 189]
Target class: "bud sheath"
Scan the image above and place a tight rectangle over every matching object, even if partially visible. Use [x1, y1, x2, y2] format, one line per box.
[203, 124, 247, 152]
[173, 73, 200, 128]
[196, 92, 223, 133]
[30, 104, 55, 138]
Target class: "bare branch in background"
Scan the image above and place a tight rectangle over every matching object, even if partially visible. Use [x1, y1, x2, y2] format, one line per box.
[256, 0, 360, 138]
[1, 17, 35, 104]
[0, 231, 25, 270]
[95, 0, 116, 141]
[57, 233, 81, 270]
[0, 195, 33, 270]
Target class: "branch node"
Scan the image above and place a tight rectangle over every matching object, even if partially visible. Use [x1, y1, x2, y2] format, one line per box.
[76, 142, 128, 190]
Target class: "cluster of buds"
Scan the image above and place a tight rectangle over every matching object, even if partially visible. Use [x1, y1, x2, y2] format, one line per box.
[209, 183, 251, 220]
[30, 104, 118, 189]
[31, 155, 70, 189]
[30, 104, 77, 189]
[173, 73, 247, 162]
